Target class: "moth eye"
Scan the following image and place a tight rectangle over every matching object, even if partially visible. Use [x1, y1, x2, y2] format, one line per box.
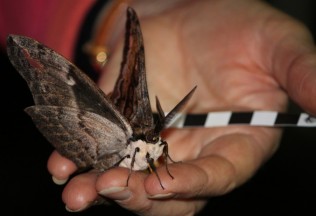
[146, 134, 158, 143]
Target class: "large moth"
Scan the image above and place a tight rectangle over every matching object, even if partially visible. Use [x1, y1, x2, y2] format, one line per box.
[6, 7, 195, 188]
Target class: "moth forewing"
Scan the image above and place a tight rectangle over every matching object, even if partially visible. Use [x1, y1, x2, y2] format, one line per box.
[6, 35, 132, 134]
[110, 7, 155, 139]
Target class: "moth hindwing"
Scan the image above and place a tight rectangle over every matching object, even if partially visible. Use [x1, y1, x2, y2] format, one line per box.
[6, 7, 196, 189]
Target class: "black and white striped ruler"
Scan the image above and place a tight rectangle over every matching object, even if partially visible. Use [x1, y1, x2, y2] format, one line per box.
[166, 111, 316, 128]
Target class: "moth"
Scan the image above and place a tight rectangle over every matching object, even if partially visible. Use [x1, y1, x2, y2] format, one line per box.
[6, 7, 196, 189]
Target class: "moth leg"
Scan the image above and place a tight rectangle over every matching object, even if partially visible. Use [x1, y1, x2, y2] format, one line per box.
[126, 147, 140, 187]
[160, 140, 177, 179]
[146, 153, 165, 190]
[160, 140, 180, 180]
[160, 140, 177, 163]
[113, 154, 130, 167]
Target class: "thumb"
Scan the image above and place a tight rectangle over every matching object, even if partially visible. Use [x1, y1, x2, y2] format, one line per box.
[286, 51, 316, 114]
[268, 20, 316, 114]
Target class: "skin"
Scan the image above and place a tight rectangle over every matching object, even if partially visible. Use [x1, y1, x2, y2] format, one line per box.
[47, 0, 316, 215]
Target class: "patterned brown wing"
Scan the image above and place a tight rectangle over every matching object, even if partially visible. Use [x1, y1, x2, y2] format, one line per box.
[6, 35, 134, 170]
[110, 7, 154, 138]
[25, 105, 130, 169]
[7, 35, 131, 134]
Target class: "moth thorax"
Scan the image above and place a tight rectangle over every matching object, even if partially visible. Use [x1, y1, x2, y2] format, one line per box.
[119, 138, 164, 171]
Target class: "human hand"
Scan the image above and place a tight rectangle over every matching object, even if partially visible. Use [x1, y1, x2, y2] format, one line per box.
[47, 0, 316, 215]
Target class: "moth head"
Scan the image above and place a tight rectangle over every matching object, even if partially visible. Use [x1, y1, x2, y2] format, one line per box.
[131, 128, 160, 144]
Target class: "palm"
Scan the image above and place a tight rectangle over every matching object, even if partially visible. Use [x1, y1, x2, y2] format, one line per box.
[100, 0, 289, 172]
[52, 0, 316, 215]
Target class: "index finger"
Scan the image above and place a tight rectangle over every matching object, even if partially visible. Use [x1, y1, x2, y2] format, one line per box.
[47, 150, 77, 184]
[146, 127, 280, 198]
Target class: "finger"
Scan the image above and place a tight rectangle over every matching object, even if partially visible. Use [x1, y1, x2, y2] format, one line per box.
[265, 17, 316, 113]
[144, 156, 235, 199]
[96, 167, 205, 215]
[62, 171, 100, 212]
[96, 168, 152, 213]
[285, 51, 316, 114]
[47, 150, 77, 184]
[146, 130, 279, 199]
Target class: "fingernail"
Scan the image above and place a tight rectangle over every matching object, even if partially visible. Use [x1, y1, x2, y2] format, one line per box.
[99, 186, 126, 195]
[65, 198, 107, 212]
[147, 193, 175, 199]
[98, 187, 131, 200]
[52, 176, 68, 185]
[65, 204, 89, 212]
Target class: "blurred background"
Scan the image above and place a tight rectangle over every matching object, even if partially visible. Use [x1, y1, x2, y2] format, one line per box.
[1, 0, 316, 215]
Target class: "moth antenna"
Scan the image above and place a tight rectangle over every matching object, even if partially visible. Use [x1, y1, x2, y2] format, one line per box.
[146, 154, 165, 190]
[155, 96, 166, 120]
[154, 96, 166, 133]
[164, 86, 197, 127]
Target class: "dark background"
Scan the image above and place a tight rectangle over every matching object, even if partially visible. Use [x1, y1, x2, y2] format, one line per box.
[1, 1, 316, 215]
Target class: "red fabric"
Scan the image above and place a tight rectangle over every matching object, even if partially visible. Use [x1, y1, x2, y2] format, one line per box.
[0, 0, 95, 59]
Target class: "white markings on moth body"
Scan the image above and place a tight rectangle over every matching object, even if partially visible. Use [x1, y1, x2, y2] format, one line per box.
[119, 138, 164, 170]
